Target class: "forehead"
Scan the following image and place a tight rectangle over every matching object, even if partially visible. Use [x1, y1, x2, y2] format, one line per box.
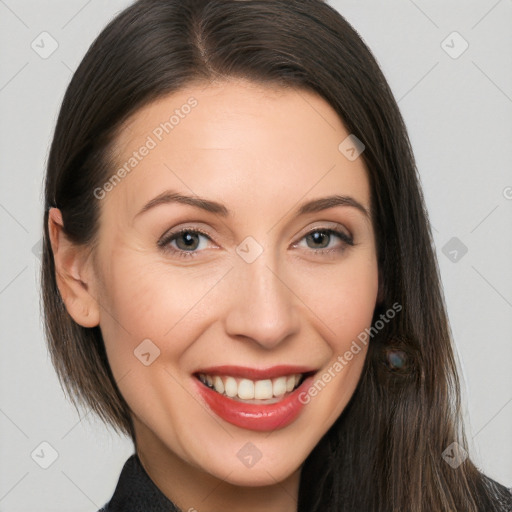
[104, 79, 371, 223]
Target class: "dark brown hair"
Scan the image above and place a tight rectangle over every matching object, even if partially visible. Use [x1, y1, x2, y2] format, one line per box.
[41, 1, 511, 510]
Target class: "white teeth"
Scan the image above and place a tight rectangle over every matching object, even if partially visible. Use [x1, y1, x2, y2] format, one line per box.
[213, 376, 224, 394]
[224, 377, 238, 397]
[254, 379, 273, 400]
[272, 376, 287, 397]
[198, 373, 304, 400]
[238, 379, 254, 399]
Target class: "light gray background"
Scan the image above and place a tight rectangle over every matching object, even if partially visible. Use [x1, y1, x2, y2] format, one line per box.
[1, 1, 511, 510]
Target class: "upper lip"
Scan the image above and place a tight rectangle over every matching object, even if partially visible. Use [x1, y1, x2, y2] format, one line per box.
[193, 365, 318, 380]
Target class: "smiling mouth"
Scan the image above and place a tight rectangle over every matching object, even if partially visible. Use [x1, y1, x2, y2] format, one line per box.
[195, 372, 313, 404]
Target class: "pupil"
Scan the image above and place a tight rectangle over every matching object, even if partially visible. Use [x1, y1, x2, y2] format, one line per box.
[309, 231, 328, 248]
[178, 232, 198, 250]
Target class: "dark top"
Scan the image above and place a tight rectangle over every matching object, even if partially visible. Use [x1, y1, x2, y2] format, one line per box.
[98, 454, 179, 512]
[99, 453, 512, 512]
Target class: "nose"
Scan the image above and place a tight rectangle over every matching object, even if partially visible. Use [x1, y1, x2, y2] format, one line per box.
[223, 253, 300, 350]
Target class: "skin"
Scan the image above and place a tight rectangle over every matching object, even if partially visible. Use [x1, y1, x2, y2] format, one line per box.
[49, 78, 380, 512]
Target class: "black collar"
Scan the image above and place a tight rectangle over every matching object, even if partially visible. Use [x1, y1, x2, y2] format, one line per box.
[99, 454, 180, 512]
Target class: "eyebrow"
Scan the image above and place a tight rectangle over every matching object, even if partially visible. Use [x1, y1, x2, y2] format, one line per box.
[135, 190, 371, 221]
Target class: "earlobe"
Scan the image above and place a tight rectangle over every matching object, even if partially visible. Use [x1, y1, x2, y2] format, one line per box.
[48, 207, 100, 328]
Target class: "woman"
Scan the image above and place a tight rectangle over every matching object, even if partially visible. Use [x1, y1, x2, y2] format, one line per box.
[41, 0, 511, 510]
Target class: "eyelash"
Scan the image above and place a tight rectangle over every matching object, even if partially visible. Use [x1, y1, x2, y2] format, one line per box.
[157, 227, 354, 260]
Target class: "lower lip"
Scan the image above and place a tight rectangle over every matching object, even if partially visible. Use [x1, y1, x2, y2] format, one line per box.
[194, 375, 315, 432]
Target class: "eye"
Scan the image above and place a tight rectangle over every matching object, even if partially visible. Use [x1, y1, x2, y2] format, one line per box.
[158, 226, 354, 259]
[294, 227, 354, 255]
[157, 228, 215, 259]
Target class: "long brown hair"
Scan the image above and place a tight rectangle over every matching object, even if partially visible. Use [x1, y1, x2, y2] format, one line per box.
[41, 1, 511, 510]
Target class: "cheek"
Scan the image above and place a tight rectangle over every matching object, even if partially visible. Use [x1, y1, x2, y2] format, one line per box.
[101, 251, 205, 329]
[95, 255, 172, 376]
[95, 255, 205, 422]
[333, 267, 379, 346]
[295, 251, 379, 348]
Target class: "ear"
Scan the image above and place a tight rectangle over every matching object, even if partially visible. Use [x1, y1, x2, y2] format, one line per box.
[48, 208, 100, 328]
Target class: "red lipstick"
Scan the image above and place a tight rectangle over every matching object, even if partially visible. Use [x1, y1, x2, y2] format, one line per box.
[193, 365, 316, 431]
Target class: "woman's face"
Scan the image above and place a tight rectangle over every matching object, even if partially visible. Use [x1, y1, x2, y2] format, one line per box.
[88, 79, 379, 485]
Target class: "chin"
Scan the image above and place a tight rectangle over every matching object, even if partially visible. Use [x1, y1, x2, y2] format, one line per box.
[192, 436, 310, 486]
[208, 458, 305, 487]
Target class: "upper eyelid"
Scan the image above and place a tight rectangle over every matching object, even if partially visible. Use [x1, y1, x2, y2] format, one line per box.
[301, 223, 351, 238]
